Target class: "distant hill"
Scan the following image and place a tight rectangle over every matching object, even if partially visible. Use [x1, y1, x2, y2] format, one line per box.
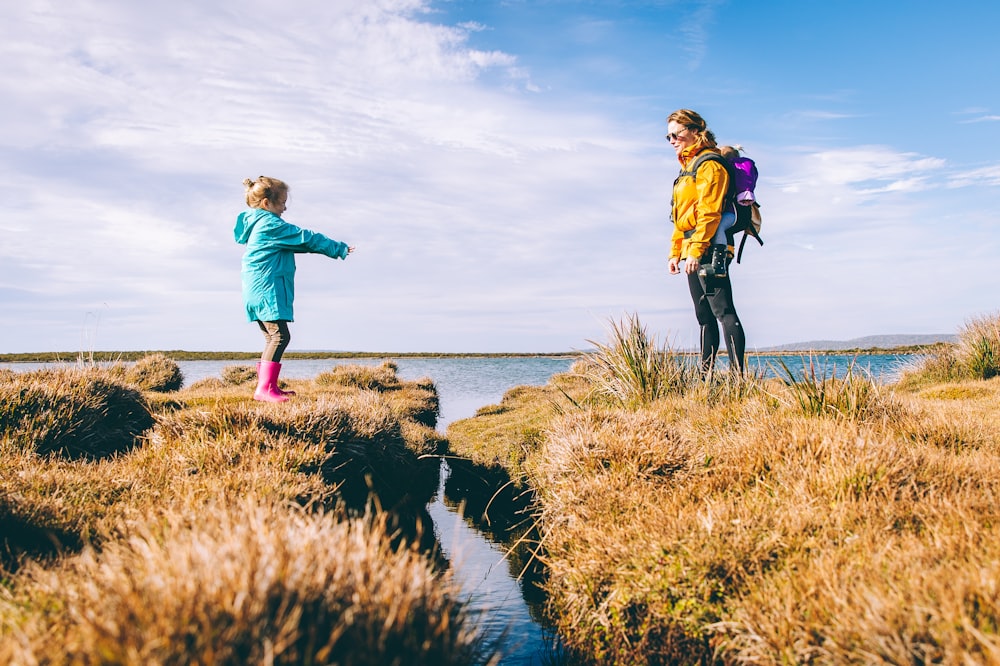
[762, 333, 956, 352]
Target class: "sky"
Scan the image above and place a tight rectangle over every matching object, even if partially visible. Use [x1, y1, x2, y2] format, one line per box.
[3, 0, 999, 354]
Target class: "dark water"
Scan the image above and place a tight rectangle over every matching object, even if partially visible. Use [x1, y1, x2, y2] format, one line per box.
[0, 353, 919, 664]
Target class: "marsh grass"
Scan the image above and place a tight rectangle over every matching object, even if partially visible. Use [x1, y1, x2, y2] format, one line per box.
[772, 354, 905, 424]
[445, 319, 1000, 664]
[2, 497, 483, 666]
[0, 366, 155, 459]
[0, 359, 487, 664]
[529, 383, 1000, 664]
[581, 313, 701, 409]
[958, 312, 1000, 379]
[120, 351, 185, 391]
[316, 359, 402, 391]
[900, 312, 1000, 385]
[221, 363, 257, 385]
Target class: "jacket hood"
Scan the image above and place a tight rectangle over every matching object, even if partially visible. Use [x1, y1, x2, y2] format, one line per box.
[234, 208, 271, 245]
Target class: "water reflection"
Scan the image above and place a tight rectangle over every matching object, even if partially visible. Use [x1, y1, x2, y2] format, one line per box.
[428, 459, 565, 665]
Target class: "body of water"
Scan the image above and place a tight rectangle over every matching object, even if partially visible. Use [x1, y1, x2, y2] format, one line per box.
[1, 352, 920, 664]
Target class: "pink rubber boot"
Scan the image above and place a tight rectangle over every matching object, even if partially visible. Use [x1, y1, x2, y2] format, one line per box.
[253, 361, 289, 402]
[256, 362, 295, 396]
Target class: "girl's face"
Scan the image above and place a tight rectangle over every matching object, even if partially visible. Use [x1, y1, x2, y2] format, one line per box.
[262, 193, 287, 216]
[666, 121, 697, 157]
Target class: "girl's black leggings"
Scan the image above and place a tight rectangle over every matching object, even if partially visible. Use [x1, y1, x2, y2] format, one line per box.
[686, 270, 746, 373]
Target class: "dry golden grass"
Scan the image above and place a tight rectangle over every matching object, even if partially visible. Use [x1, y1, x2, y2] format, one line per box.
[444, 316, 1000, 665]
[445, 367, 589, 484]
[0, 366, 155, 459]
[119, 351, 185, 392]
[0, 358, 486, 665]
[900, 312, 1000, 386]
[1, 496, 481, 666]
[525, 376, 1000, 665]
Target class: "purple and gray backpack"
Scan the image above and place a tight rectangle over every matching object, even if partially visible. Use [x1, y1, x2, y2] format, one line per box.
[677, 148, 763, 263]
[730, 156, 758, 205]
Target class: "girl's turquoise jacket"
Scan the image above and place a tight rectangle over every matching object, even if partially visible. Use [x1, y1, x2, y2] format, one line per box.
[234, 208, 349, 322]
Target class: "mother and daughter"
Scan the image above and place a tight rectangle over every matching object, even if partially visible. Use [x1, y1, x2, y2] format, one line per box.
[235, 108, 750, 402]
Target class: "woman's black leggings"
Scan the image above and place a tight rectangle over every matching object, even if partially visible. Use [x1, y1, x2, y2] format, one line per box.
[686, 270, 746, 373]
[257, 320, 291, 363]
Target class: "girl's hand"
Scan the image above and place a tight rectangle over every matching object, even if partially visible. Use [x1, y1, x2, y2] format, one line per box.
[347, 246, 356, 254]
[668, 257, 681, 275]
[685, 257, 700, 275]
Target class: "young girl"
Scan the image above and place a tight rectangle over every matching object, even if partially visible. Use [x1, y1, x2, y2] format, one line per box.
[234, 176, 355, 402]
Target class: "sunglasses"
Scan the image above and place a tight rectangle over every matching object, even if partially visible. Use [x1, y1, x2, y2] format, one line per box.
[665, 128, 690, 141]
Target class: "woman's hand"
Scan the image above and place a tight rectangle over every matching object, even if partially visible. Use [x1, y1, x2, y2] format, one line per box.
[668, 257, 681, 274]
[685, 256, 700, 275]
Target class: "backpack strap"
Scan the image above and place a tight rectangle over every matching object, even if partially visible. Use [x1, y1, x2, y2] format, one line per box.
[735, 207, 764, 263]
[677, 150, 736, 240]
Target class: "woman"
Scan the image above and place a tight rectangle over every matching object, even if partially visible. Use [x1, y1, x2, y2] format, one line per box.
[666, 109, 746, 374]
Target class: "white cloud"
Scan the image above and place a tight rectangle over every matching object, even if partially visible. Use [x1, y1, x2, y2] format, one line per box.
[3, 0, 1000, 354]
[2, 0, 675, 353]
[947, 165, 1000, 188]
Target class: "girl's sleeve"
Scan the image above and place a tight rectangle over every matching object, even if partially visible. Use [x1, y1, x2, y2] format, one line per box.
[264, 219, 349, 259]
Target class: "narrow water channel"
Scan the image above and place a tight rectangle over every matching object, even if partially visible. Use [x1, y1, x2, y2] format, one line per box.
[406, 357, 575, 665]
[426, 458, 563, 664]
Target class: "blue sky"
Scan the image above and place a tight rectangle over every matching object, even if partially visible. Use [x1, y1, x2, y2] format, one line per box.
[3, 0, 999, 353]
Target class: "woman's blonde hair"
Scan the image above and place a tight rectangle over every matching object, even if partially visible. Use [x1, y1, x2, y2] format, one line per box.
[243, 176, 289, 209]
[667, 109, 717, 149]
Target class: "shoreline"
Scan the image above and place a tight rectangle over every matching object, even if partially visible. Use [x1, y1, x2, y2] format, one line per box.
[0, 344, 945, 364]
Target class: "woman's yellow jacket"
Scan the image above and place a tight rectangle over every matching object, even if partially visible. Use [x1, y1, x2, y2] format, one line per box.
[670, 145, 730, 262]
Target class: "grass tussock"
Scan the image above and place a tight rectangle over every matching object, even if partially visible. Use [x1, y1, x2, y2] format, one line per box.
[0, 366, 154, 459]
[2, 497, 479, 666]
[580, 313, 701, 409]
[317, 360, 402, 391]
[221, 363, 257, 385]
[899, 311, 1000, 385]
[772, 355, 906, 425]
[0, 361, 484, 664]
[120, 352, 185, 391]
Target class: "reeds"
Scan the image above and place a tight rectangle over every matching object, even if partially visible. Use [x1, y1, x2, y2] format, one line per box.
[958, 312, 1000, 379]
[772, 354, 905, 425]
[580, 313, 700, 409]
[900, 311, 1000, 385]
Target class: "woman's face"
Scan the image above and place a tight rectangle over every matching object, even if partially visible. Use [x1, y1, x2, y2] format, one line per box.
[666, 121, 697, 157]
